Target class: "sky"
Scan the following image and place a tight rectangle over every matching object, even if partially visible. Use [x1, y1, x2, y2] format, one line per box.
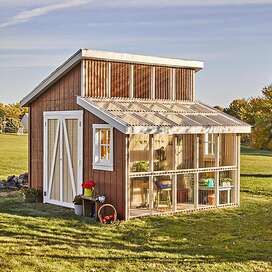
[0, 0, 272, 106]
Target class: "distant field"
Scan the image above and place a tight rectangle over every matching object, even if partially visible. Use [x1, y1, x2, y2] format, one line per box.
[241, 145, 272, 175]
[0, 134, 28, 180]
[1, 134, 272, 179]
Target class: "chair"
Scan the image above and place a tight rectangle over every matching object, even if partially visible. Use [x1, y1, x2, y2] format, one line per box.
[154, 180, 172, 209]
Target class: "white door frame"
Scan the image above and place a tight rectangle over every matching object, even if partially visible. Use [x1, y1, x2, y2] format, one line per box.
[43, 110, 83, 208]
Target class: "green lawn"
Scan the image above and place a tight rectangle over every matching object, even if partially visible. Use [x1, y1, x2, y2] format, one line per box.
[241, 145, 272, 176]
[0, 135, 271, 271]
[0, 134, 28, 180]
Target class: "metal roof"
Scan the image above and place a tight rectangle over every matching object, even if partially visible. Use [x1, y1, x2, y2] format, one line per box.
[77, 97, 251, 134]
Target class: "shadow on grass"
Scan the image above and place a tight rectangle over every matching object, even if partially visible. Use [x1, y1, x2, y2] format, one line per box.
[0, 191, 271, 266]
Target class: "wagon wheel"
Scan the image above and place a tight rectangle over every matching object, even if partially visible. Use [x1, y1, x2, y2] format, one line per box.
[98, 204, 117, 224]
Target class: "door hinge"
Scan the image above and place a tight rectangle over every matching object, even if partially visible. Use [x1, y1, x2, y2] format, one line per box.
[44, 191, 47, 197]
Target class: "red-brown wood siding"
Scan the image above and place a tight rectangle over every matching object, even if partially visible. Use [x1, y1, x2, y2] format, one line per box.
[111, 62, 130, 97]
[84, 60, 195, 101]
[29, 64, 81, 190]
[155, 66, 171, 99]
[133, 64, 152, 98]
[85, 60, 108, 97]
[83, 110, 126, 219]
[175, 68, 194, 101]
[29, 62, 127, 219]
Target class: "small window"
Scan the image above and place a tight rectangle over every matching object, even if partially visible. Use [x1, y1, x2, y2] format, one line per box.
[204, 134, 215, 155]
[93, 124, 113, 171]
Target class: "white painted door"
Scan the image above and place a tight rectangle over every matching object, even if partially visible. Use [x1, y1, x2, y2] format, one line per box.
[43, 111, 83, 208]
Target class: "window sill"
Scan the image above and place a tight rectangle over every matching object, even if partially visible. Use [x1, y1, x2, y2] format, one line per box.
[93, 164, 113, 171]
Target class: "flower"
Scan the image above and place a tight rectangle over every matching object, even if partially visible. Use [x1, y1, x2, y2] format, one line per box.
[82, 180, 96, 189]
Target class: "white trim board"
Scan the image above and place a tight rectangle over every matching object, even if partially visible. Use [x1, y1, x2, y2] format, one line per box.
[20, 48, 203, 107]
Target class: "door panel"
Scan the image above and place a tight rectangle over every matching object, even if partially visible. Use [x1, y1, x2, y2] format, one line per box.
[44, 111, 83, 208]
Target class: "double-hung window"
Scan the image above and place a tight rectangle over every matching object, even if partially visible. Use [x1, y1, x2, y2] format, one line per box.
[93, 124, 113, 171]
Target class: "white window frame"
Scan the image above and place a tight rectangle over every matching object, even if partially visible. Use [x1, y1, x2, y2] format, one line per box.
[204, 133, 215, 156]
[93, 124, 113, 171]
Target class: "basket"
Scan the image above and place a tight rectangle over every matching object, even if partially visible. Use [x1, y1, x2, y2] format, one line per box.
[97, 204, 117, 224]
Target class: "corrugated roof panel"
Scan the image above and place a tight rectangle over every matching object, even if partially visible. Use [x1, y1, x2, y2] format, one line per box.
[77, 97, 251, 134]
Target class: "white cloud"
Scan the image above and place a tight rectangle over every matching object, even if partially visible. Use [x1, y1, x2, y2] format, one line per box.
[0, 0, 90, 29]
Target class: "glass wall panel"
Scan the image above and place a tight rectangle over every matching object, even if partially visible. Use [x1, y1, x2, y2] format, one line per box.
[177, 174, 194, 210]
[130, 134, 149, 172]
[153, 135, 174, 171]
[153, 175, 172, 212]
[219, 171, 236, 205]
[129, 177, 151, 217]
[220, 134, 236, 166]
[198, 172, 216, 207]
[199, 134, 216, 168]
[176, 135, 194, 169]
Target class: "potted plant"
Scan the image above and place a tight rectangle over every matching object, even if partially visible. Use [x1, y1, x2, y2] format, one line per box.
[82, 180, 96, 197]
[73, 195, 83, 216]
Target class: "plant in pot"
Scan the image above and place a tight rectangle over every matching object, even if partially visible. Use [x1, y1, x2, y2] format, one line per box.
[73, 195, 83, 216]
[82, 180, 96, 197]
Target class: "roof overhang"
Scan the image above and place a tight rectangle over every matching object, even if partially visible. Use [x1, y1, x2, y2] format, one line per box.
[77, 97, 251, 135]
[20, 49, 204, 107]
[81, 49, 204, 70]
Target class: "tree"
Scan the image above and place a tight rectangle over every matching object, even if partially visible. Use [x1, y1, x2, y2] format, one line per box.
[225, 85, 272, 150]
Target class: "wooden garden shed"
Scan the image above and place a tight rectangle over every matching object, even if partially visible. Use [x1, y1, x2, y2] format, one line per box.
[20, 49, 251, 220]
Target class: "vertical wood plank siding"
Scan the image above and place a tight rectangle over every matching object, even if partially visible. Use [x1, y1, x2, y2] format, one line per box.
[29, 64, 81, 190]
[29, 62, 127, 219]
[83, 111, 126, 218]
[111, 62, 130, 97]
[155, 66, 171, 99]
[175, 68, 194, 101]
[86, 60, 108, 97]
[133, 64, 152, 98]
[84, 60, 195, 101]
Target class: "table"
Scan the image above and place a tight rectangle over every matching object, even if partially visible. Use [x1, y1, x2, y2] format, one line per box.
[199, 185, 234, 205]
[81, 196, 98, 219]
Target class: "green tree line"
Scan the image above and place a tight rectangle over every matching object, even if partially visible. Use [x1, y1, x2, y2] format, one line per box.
[224, 85, 272, 150]
[0, 103, 28, 133]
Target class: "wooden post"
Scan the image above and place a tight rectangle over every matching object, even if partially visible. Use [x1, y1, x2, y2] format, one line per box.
[215, 134, 220, 206]
[192, 70, 196, 101]
[170, 69, 176, 100]
[151, 67, 155, 99]
[129, 65, 134, 98]
[194, 135, 199, 208]
[172, 135, 177, 212]
[107, 62, 111, 97]
[125, 135, 130, 220]
[149, 134, 154, 212]
[236, 135, 241, 206]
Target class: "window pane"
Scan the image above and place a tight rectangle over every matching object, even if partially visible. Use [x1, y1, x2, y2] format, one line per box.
[100, 129, 109, 144]
[130, 134, 149, 172]
[153, 135, 173, 171]
[107, 146, 110, 160]
[199, 134, 216, 168]
[100, 146, 107, 160]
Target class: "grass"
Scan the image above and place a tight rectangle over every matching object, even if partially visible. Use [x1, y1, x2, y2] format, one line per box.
[241, 145, 272, 176]
[0, 135, 271, 271]
[0, 134, 28, 180]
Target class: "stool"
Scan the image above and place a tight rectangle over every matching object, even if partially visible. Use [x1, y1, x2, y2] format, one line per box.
[155, 187, 171, 208]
